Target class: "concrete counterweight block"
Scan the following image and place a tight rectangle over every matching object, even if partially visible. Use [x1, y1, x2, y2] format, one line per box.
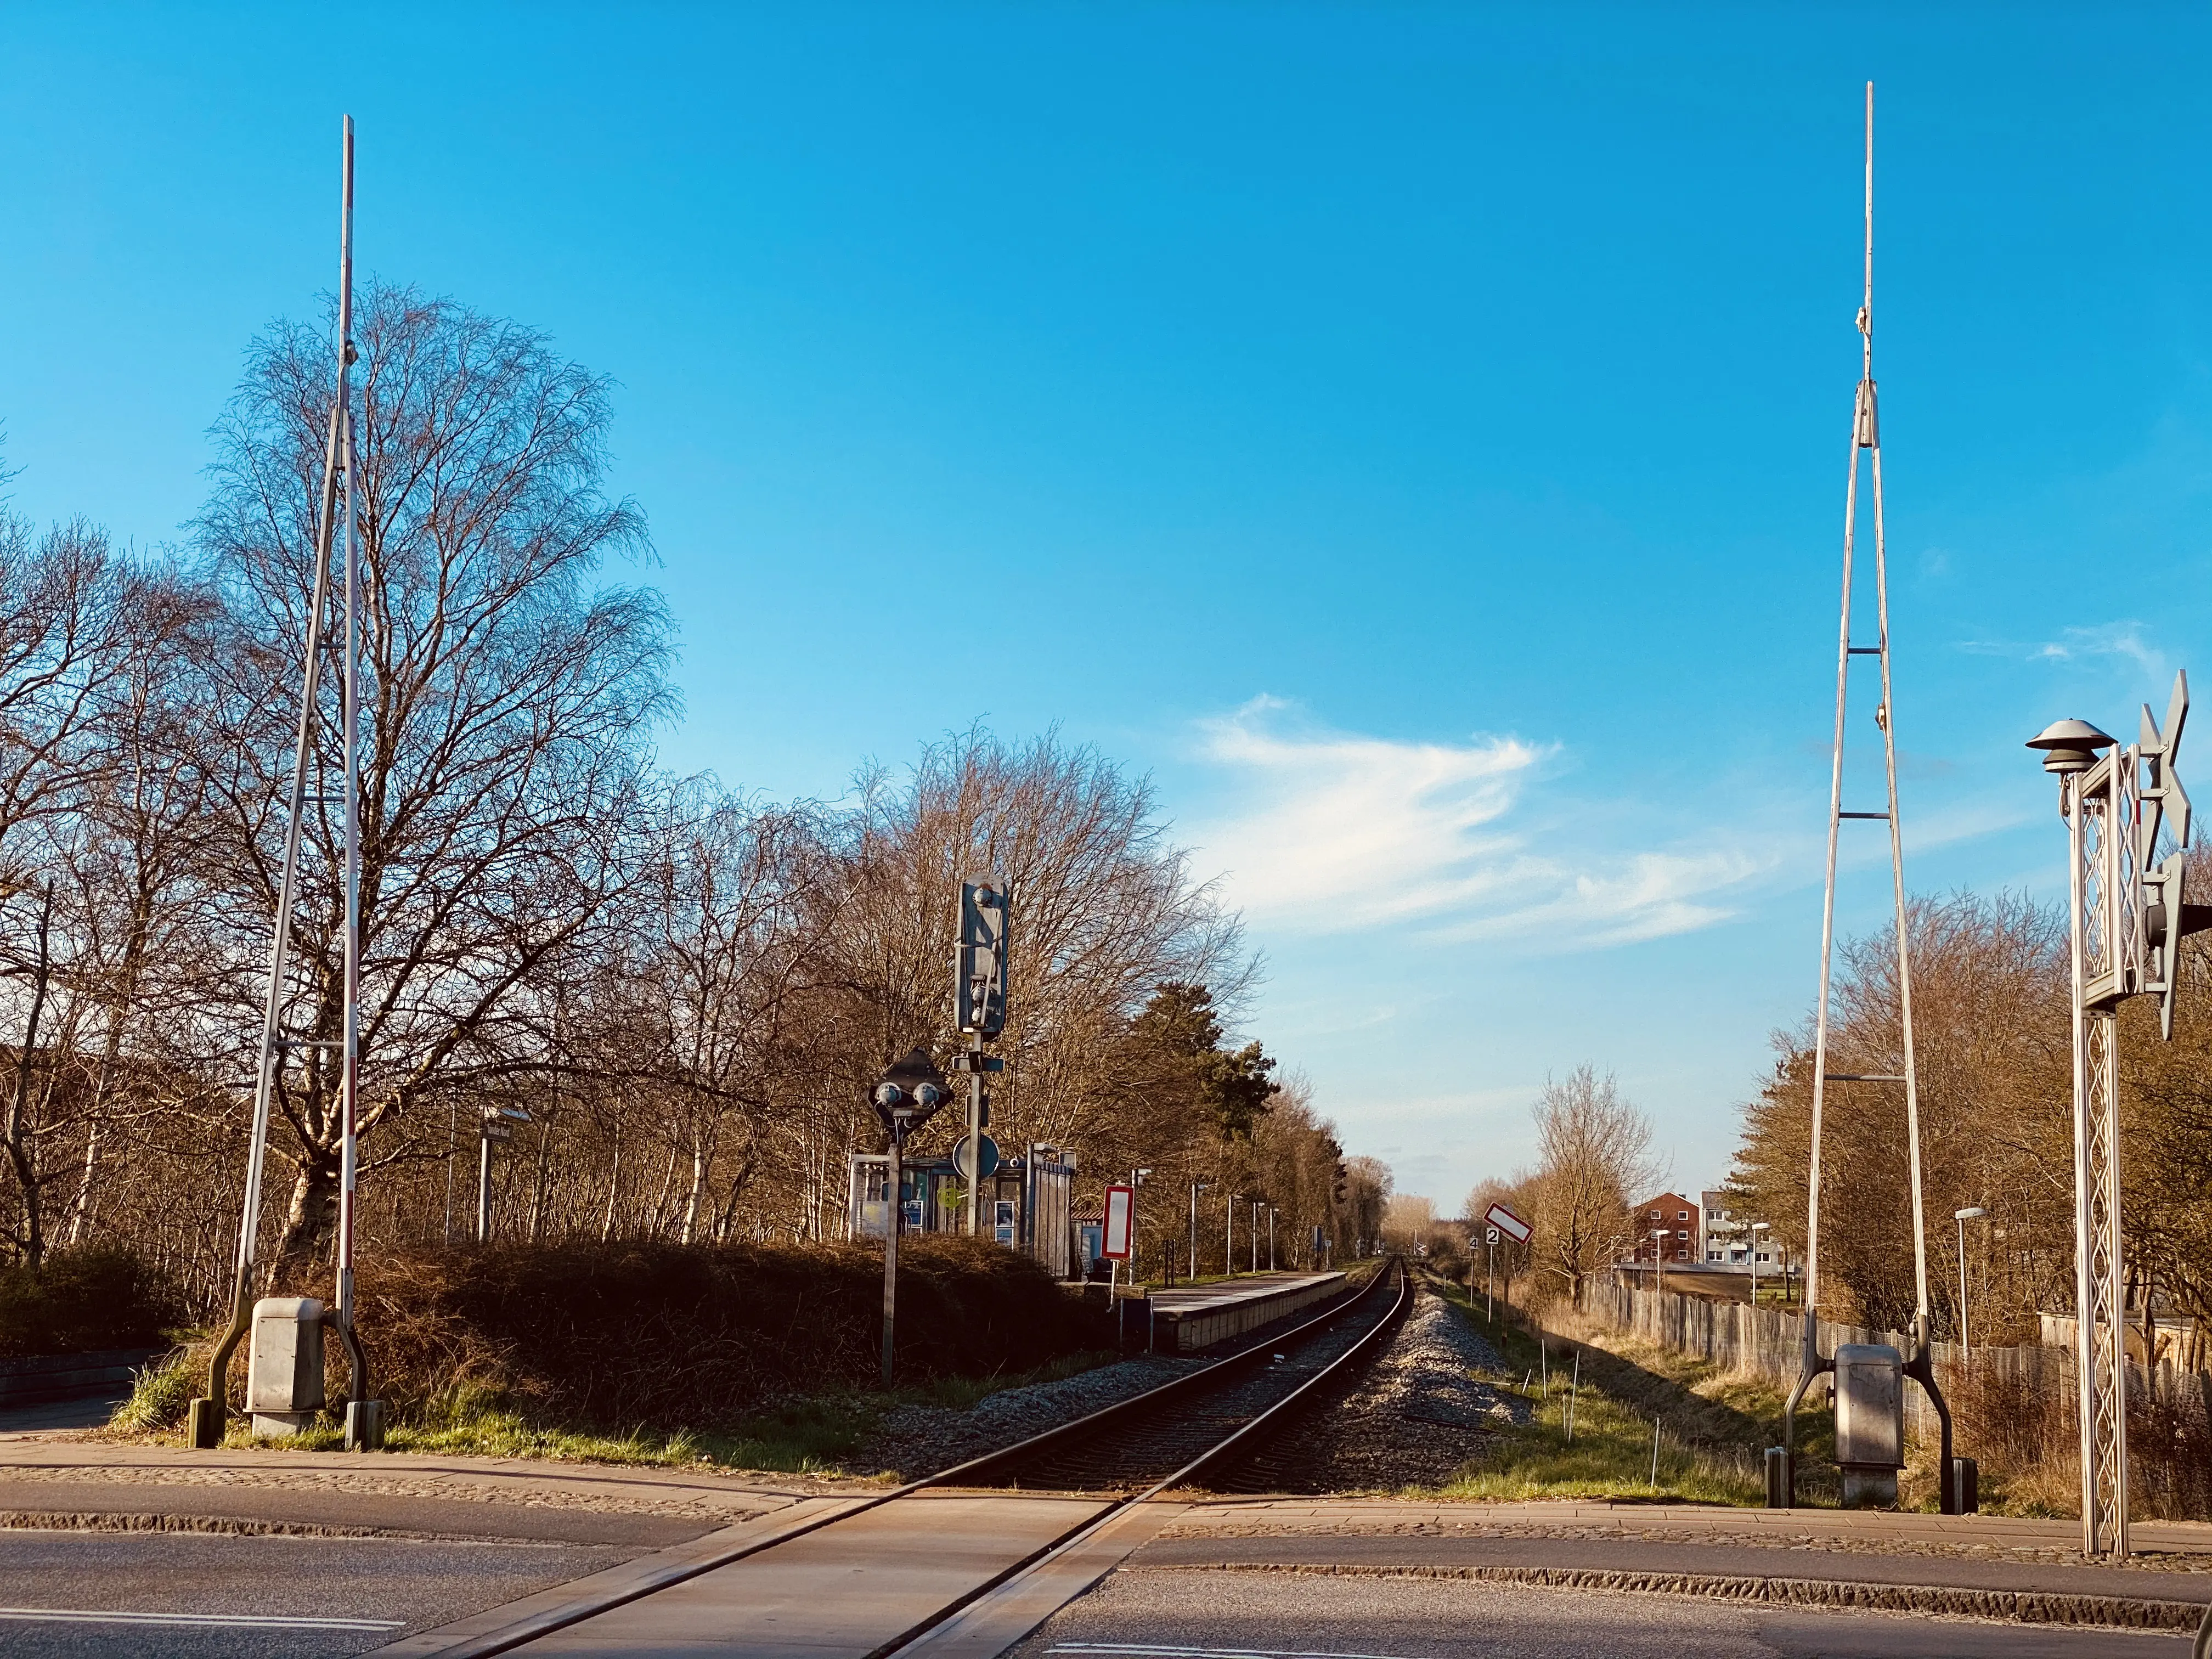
[1833, 1342, 1905, 1508]
[246, 1296, 325, 1437]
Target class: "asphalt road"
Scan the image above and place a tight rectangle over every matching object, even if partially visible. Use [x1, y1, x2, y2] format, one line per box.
[0, 1530, 640, 1657]
[1011, 1565, 2202, 1659]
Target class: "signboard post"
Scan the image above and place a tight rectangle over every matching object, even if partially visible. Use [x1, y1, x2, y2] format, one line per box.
[1484, 1203, 1531, 1322]
[1483, 1226, 1500, 1322]
[1102, 1184, 1134, 1256]
[1102, 1183, 1135, 1303]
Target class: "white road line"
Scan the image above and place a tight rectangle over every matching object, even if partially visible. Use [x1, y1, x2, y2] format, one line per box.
[1052, 1646, 1420, 1659]
[0, 1606, 404, 1630]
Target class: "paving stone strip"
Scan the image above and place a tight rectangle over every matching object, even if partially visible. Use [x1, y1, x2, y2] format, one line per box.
[1136, 1560, 2210, 1632]
[0, 1508, 564, 1542]
[1160, 1514, 2212, 1572]
[0, 1444, 880, 1510]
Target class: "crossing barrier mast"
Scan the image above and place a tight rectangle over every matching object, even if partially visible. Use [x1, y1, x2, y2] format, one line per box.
[2028, 673, 2208, 1560]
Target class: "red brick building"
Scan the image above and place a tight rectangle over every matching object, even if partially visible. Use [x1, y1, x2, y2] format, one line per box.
[1632, 1192, 1700, 1263]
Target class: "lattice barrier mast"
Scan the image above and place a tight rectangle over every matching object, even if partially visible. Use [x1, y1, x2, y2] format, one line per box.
[2029, 674, 2204, 1559]
[1779, 83, 1958, 1510]
[189, 116, 376, 1451]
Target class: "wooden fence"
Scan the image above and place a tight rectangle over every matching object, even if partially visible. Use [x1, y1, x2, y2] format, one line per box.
[1578, 1273, 2210, 1445]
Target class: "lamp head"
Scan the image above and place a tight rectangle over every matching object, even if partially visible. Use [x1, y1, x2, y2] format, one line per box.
[1955, 1206, 1988, 1221]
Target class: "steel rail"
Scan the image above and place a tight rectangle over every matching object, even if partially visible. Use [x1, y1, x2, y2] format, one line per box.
[403, 1263, 1406, 1659]
[872, 1260, 1413, 1659]
[936, 1261, 1399, 1489]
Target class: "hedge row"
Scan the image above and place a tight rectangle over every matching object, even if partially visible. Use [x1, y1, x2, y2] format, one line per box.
[342, 1234, 1109, 1427]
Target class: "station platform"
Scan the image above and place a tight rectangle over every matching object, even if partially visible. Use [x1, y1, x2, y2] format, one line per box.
[1142, 1272, 1346, 1353]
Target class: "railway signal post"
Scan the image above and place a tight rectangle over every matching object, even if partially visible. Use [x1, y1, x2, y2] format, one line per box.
[872, 1047, 950, 1385]
[953, 880, 1009, 1236]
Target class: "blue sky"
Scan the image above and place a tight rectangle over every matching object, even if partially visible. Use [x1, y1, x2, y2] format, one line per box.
[5, 5, 2209, 1210]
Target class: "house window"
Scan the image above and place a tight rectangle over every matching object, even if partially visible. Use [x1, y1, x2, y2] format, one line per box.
[1650, 1209, 1661, 1220]
[1677, 1210, 1689, 1221]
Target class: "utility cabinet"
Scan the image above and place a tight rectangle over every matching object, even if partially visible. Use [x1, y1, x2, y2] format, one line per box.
[1833, 1342, 1905, 1507]
[246, 1296, 325, 1437]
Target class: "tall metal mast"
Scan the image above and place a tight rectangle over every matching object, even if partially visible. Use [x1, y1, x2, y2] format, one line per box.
[191, 116, 374, 1450]
[1779, 84, 1955, 1509]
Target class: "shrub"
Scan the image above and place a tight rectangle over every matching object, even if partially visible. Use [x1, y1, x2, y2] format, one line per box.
[343, 1234, 1110, 1432]
[0, 1245, 179, 1358]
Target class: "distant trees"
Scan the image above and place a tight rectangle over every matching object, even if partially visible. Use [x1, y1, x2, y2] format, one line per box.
[1524, 1065, 1656, 1300]
[0, 289, 1373, 1310]
[1460, 1065, 1656, 1307]
[1341, 1155, 1392, 1255]
[1380, 1193, 1436, 1254]
[1730, 881, 2212, 1356]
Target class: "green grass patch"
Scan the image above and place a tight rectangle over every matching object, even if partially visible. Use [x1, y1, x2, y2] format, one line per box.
[1420, 1273, 1832, 1507]
[120, 1348, 1117, 1477]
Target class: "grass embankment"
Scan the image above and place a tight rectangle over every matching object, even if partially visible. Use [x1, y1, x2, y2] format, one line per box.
[1421, 1272, 1832, 1507]
[104, 1235, 1114, 1474]
[111, 1341, 1113, 1475]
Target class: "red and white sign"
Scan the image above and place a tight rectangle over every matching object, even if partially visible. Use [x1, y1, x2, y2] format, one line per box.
[1484, 1202, 1532, 1245]
[1102, 1185, 1135, 1259]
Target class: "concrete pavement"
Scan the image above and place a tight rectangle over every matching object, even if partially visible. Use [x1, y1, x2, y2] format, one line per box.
[0, 1434, 879, 1544]
[3, 1439, 2209, 1654]
[1006, 1562, 2199, 1658]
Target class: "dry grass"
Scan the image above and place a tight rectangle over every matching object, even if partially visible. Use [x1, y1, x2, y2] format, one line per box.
[1424, 1275, 1820, 1506]
[111, 1235, 1113, 1447]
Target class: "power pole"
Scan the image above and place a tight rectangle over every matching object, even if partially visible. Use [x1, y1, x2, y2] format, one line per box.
[190, 116, 377, 1452]
[1781, 82, 1954, 1510]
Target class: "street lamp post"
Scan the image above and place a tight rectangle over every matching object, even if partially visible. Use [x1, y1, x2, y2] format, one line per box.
[1653, 1230, 1672, 1294]
[1226, 1193, 1236, 1278]
[1954, 1207, 1988, 1355]
[1129, 1168, 1152, 1283]
[1267, 1205, 1277, 1272]
[1189, 1180, 1210, 1284]
[1750, 1221, 1771, 1305]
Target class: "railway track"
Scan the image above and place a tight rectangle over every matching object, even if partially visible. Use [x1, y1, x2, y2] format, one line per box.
[387, 1260, 1413, 1658]
[949, 1257, 1411, 1494]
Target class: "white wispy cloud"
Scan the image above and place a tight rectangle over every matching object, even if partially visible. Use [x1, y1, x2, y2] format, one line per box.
[1959, 620, 2170, 682]
[1187, 698, 1774, 951]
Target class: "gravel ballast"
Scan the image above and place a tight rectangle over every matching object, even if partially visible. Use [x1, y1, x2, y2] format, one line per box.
[858, 1353, 1211, 1479]
[1246, 1284, 1523, 1493]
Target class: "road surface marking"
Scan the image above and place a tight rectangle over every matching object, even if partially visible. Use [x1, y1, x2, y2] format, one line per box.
[0, 1606, 404, 1630]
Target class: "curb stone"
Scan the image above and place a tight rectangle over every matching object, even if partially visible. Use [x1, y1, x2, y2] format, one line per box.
[1138, 1560, 2209, 1632]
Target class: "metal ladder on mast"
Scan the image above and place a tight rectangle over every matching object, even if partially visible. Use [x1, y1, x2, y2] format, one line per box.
[189, 116, 373, 1449]
[1779, 83, 1956, 1510]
